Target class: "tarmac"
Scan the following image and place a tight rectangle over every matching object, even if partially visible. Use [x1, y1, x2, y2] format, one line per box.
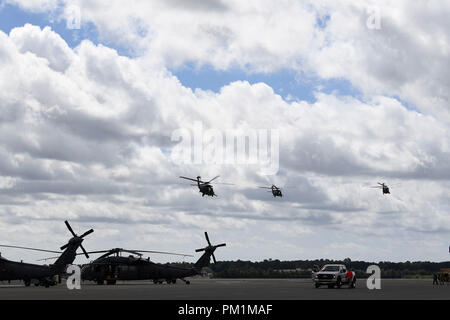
[0, 278, 449, 300]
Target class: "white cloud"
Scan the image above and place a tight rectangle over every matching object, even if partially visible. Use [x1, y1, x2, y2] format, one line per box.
[12, 0, 443, 122]
[10, 24, 75, 72]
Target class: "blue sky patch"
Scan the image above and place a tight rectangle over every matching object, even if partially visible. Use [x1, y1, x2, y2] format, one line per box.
[172, 64, 361, 104]
[0, 2, 134, 57]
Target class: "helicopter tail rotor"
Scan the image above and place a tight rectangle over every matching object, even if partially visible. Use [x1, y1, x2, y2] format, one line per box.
[195, 232, 226, 265]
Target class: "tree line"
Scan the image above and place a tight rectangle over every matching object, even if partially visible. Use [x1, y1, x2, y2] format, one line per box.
[172, 259, 450, 279]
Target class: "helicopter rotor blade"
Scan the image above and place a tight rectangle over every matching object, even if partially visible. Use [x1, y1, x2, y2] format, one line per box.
[120, 250, 143, 256]
[204, 232, 212, 246]
[128, 250, 194, 257]
[64, 220, 77, 237]
[80, 229, 94, 239]
[0, 244, 61, 254]
[80, 245, 89, 259]
[72, 250, 112, 256]
[206, 176, 220, 183]
[179, 176, 201, 183]
[79, 248, 194, 258]
[37, 256, 60, 262]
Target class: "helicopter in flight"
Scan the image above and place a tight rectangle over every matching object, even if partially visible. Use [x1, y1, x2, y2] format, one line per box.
[0, 221, 93, 287]
[259, 185, 283, 197]
[371, 182, 391, 194]
[79, 232, 226, 285]
[179, 175, 233, 197]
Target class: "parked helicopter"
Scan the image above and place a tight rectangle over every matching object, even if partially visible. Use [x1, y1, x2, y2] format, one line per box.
[371, 182, 390, 194]
[259, 185, 283, 197]
[0, 221, 93, 287]
[179, 175, 233, 197]
[79, 232, 226, 285]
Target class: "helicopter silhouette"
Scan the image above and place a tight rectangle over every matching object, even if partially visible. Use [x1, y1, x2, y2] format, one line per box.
[259, 185, 283, 197]
[179, 175, 233, 197]
[0, 221, 93, 287]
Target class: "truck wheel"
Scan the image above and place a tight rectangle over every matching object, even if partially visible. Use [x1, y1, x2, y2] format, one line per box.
[328, 284, 334, 289]
[315, 283, 320, 288]
[336, 277, 342, 289]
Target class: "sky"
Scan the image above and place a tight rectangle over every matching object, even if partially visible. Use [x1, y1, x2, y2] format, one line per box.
[0, 0, 449, 265]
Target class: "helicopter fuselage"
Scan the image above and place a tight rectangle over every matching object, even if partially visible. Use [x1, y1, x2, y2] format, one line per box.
[81, 256, 197, 284]
[272, 189, 282, 197]
[0, 257, 56, 281]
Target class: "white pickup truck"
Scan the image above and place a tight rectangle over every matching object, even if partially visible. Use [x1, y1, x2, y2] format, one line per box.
[312, 264, 356, 289]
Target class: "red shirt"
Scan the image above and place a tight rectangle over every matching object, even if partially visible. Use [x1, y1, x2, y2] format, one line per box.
[346, 270, 353, 279]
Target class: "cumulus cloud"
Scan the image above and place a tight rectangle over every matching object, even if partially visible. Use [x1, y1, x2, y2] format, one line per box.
[0, 3, 449, 262]
[13, 0, 446, 121]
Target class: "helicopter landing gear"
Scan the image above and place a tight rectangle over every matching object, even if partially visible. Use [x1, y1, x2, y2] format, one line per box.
[165, 279, 177, 284]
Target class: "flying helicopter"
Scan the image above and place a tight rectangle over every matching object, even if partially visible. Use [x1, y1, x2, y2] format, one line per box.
[0, 221, 93, 287]
[259, 185, 283, 197]
[179, 175, 233, 197]
[78, 232, 225, 285]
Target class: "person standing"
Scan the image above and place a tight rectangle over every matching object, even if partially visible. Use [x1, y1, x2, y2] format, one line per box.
[346, 269, 354, 287]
